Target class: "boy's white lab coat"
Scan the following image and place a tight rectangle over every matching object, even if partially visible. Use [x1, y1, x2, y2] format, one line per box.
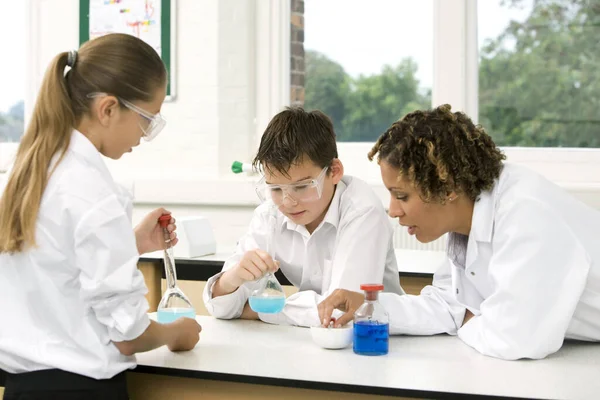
[203, 176, 405, 327]
[380, 163, 600, 360]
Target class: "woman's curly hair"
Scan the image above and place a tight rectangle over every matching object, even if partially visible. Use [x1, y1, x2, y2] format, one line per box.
[368, 104, 506, 203]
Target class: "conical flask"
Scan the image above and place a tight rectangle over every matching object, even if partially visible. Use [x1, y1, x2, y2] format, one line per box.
[249, 205, 286, 314]
[156, 215, 196, 323]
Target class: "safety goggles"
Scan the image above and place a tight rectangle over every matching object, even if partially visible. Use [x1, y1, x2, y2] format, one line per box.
[87, 93, 166, 141]
[255, 167, 329, 205]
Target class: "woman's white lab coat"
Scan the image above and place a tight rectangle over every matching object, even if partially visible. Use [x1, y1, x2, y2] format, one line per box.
[380, 163, 600, 360]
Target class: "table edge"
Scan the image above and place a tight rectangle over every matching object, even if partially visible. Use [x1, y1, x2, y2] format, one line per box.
[129, 365, 539, 400]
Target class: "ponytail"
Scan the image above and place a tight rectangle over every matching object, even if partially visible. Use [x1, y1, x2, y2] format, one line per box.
[0, 33, 167, 253]
[0, 52, 74, 253]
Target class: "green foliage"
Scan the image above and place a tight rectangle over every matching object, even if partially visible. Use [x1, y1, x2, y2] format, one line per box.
[0, 100, 24, 142]
[304, 51, 352, 138]
[304, 51, 431, 142]
[479, 0, 600, 147]
[306, 0, 598, 147]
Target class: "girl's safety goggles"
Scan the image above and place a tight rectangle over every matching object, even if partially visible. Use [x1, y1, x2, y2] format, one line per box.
[87, 92, 166, 141]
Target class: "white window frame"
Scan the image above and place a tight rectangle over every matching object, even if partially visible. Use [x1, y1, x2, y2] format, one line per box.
[338, 0, 600, 187]
[4, 0, 598, 203]
[255, 0, 291, 148]
[0, 0, 36, 173]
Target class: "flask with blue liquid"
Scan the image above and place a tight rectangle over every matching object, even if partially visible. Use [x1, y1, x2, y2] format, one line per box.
[156, 215, 196, 323]
[353, 284, 389, 356]
[249, 204, 286, 314]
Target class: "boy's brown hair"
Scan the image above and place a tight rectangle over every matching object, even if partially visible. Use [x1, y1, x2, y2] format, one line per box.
[253, 107, 338, 177]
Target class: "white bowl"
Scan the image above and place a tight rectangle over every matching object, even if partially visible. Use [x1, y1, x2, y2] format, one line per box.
[310, 325, 353, 349]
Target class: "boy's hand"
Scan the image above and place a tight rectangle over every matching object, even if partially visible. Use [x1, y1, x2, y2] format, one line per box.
[212, 250, 279, 297]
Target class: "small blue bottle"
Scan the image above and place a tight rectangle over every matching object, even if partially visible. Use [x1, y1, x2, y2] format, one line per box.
[353, 284, 389, 356]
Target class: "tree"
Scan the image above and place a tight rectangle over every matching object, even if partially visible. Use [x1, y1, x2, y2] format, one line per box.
[304, 50, 352, 139]
[342, 59, 431, 142]
[479, 0, 600, 147]
[0, 100, 25, 142]
[8, 101, 24, 121]
[304, 51, 431, 142]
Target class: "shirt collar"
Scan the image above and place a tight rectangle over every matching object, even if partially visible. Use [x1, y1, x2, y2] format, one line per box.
[68, 130, 119, 192]
[469, 179, 499, 243]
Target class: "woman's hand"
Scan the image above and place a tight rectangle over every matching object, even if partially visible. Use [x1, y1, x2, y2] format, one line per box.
[317, 289, 365, 328]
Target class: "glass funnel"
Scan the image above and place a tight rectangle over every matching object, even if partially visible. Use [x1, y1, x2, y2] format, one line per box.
[249, 204, 286, 314]
[156, 215, 196, 323]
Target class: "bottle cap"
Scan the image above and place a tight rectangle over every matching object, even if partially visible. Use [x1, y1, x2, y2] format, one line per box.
[231, 161, 243, 174]
[158, 214, 171, 227]
[360, 284, 384, 291]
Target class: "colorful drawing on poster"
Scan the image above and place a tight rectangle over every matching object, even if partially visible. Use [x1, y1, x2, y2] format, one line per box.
[89, 0, 161, 55]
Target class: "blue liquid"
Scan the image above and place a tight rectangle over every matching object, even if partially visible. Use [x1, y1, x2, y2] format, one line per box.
[249, 296, 285, 314]
[353, 321, 389, 356]
[157, 308, 196, 324]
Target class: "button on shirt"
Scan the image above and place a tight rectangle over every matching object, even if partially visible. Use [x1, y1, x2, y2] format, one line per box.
[203, 176, 405, 327]
[0, 131, 149, 379]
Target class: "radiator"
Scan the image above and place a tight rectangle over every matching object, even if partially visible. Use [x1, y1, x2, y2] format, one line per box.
[390, 218, 448, 251]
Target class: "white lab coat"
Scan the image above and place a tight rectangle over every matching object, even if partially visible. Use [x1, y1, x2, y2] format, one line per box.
[380, 163, 600, 360]
[204, 176, 405, 327]
[0, 131, 149, 379]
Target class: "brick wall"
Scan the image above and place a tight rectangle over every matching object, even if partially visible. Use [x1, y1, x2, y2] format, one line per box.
[290, 0, 305, 107]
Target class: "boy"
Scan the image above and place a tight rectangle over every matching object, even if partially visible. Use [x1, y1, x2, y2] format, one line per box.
[203, 107, 404, 327]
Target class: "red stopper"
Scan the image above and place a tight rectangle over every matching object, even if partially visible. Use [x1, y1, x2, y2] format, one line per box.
[158, 214, 171, 228]
[360, 284, 384, 291]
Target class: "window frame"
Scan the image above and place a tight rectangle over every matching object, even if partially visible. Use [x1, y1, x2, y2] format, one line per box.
[337, 0, 600, 186]
[3, 0, 598, 199]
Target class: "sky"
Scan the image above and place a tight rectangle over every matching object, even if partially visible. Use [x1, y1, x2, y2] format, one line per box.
[304, 0, 531, 89]
[0, 0, 531, 113]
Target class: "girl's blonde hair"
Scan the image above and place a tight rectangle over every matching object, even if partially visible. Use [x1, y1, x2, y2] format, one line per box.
[0, 33, 166, 253]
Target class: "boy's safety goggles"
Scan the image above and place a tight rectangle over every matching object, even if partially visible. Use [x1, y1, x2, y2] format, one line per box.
[255, 167, 329, 205]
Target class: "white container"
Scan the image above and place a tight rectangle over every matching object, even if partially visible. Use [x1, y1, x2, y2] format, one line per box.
[310, 325, 353, 350]
[175, 216, 216, 258]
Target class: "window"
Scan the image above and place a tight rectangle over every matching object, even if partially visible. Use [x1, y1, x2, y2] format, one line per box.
[0, 1, 26, 144]
[479, 0, 600, 148]
[302, 0, 433, 142]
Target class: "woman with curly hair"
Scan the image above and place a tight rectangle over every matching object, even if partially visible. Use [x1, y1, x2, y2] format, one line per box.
[318, 104, 600, 360]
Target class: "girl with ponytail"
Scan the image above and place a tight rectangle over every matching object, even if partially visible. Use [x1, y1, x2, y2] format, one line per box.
[0, 34, 200, 399]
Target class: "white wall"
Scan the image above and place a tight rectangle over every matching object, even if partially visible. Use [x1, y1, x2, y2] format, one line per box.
[23, 0, 600, 251]
[28, 0, 262, 182]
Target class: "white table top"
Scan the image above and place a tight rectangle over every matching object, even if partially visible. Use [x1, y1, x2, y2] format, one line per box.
[141, 249, 444, 275]
[135, 315, 600, 400]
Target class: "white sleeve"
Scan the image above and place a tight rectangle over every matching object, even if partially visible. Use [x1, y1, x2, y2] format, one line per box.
[74, 194, 149, 342]
[457, 200, 591, 360]
[259, 206, 396, 327]
[203, 207, 268, 319]
[379, 257, 467, 335]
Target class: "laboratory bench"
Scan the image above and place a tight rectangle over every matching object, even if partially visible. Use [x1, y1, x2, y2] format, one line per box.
[0, 250, 441, 399]
[137, 249, 443, 314]
[2, 315, 600, 399]
[123, 315, 600, 400]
